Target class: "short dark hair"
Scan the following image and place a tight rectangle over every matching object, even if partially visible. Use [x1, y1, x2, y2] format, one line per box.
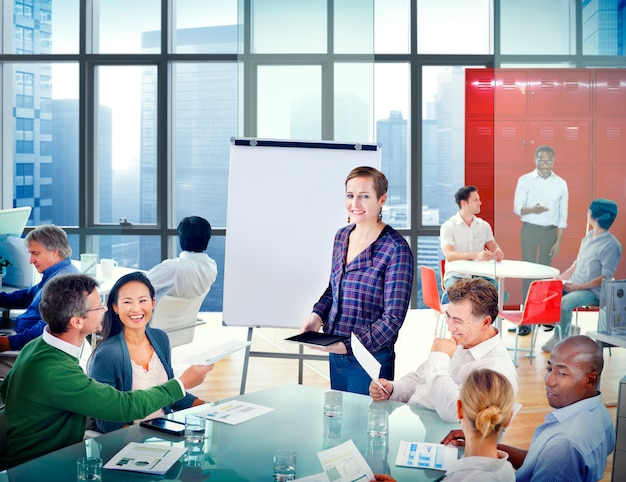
[345, 166, 388, 199]
[39, 274, 99, 334]
[535, 145, 555, 160]
[454, 186, 478, 208]
[556, 335, 604, 386]
[447, 278, 499, 324]
[178, 216, 212, 252]
[98, 271, 156, 341]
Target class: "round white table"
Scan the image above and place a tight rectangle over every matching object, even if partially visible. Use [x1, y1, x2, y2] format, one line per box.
[445, 259, 560, 331]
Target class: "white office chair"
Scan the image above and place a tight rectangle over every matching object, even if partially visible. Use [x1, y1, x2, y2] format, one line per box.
[150, 294, 206, 348]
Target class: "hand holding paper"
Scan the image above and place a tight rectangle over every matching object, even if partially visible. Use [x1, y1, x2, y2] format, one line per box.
[350, 333, 390, 396]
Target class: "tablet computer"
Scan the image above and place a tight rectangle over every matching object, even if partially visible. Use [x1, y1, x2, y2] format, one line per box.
[285, 331, 346, 346]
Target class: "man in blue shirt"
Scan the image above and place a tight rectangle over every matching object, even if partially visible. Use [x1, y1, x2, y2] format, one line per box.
[442, 335, 614, 482]
[0, 225, 78, 376]
[541, 198, 621, 353]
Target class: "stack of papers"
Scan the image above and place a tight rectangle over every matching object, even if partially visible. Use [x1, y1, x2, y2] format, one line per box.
[104, 442, 187, 475]
[182, 339, 252, 366]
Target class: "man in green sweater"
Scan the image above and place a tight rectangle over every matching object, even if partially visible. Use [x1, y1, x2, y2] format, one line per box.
[0, 274, 213, 469]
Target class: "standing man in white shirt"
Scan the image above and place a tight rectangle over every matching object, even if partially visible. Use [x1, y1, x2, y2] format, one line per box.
[147, 216, 218, 301]
[514, 145, 568, 336]
[440, 185, 504, 290]
[514, 145, 568, 299]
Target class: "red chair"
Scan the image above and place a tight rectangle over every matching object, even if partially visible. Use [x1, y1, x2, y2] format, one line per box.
[440, 259, 447, 294]
[421, 265, 447, 336]
[499, 279, 563, 365]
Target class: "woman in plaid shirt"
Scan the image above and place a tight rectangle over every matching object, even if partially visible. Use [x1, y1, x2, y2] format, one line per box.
[301, 166, 414, 395]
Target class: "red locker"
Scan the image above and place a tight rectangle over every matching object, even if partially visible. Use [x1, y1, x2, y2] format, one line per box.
[594, 69, 626, 116]
[528, 70, 592, 116]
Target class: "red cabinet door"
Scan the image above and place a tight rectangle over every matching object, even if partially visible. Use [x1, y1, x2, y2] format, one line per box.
[465, 69, 494, 116]
[594, 69, 626, 116]
[495, 70, 528, 116]
[528, 70, 592, 116]
[527, 119, 591, 166]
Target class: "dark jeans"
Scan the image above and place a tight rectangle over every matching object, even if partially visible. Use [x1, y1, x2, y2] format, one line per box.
[329, 346, 395, 395]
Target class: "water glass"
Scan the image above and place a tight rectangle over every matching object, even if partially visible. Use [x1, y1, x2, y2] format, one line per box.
[323, 390, 343, 419]
[77, 456, 102, 481]
[367, 408, 388, 438]
[80, 253, 98, 277]
[273, 448, 296, 481]
[185, 414, 206, 452]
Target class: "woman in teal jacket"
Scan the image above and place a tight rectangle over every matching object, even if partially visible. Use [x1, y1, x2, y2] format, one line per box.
[87, 271, 206, 433]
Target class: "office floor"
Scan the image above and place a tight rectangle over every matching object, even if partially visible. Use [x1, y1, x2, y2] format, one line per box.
[171, 310, 622, 481]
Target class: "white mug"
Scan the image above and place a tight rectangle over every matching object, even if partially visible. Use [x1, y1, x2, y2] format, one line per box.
[100, 258, 118, 277]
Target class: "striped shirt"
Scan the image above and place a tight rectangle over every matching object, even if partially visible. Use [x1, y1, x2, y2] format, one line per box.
[516, 394, 615, 482]
[313, 224, 414, 355]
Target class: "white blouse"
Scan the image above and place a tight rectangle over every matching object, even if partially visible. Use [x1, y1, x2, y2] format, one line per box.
[131, 351, 168, 423]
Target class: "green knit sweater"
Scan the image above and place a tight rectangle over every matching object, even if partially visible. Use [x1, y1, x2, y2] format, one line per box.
[0, 337, 185, 469]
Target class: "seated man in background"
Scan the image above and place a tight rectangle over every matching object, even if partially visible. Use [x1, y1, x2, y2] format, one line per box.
[440, 185, 504, 294]
[442, 335, 614, 482]
[541, 198, 621, 353]
[369, 278, 518, 422]
[0, 224, 78, 376]
[0, 274, 212, 469]
[147, 216, 217, 300]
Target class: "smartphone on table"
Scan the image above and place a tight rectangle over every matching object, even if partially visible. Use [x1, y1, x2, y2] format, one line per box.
[139, 417, 185, 436]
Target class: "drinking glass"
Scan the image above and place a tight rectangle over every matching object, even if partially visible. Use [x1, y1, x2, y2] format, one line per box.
[77, 456, 102, 481]
[367, 408, 388, 438]
[273, 448, 296, 481]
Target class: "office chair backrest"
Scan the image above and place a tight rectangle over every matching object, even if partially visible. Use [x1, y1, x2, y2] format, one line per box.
[150, 294, 206, 348]
[421, 265, 443, 313]
[521, 279, 563, 325]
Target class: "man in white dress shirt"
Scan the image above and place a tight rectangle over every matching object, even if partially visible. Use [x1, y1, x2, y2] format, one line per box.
[514, 145, 568, 336]
[514, 145, 568, 300]
[440, 185, 504, 290]
[369, 278, 518, 422]
[147, 216, 217, 300]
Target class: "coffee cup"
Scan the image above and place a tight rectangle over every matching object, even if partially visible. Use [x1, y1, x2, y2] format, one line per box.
[100, 258, 118, 277]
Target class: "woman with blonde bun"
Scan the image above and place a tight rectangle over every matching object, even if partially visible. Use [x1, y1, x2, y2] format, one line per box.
[442, 368, 515, 481]
[372, 368, 515, 482]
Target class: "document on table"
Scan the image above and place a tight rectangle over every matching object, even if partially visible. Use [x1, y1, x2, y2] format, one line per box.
[395, 440, 458, 471]
[317, 439, 375, 482]
[182, 339, 252, 366]
[104, 442, 187, 475]
[350, 332, 389, 394]
[198, 400, 274, 425]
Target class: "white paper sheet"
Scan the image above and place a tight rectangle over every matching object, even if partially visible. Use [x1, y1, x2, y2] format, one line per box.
[350, 333, 389, 394]
[197, 400, 274, 425]
[182, 339, 252, 366]
[317, 439, 375, 482]
[103, 442, 187, 475]
[395, 440, 459, 471]
[295, 473, 330, 482]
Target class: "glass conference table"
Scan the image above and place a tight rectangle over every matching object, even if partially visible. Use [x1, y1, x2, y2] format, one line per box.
[3, 385, 460, 481]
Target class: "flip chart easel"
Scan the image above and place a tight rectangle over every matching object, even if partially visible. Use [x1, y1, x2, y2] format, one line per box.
[223, 138, 381, 393]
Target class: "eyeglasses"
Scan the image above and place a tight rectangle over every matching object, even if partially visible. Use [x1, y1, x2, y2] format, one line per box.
[537, 158, 554, 165]
[86, 304, 107, 313]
